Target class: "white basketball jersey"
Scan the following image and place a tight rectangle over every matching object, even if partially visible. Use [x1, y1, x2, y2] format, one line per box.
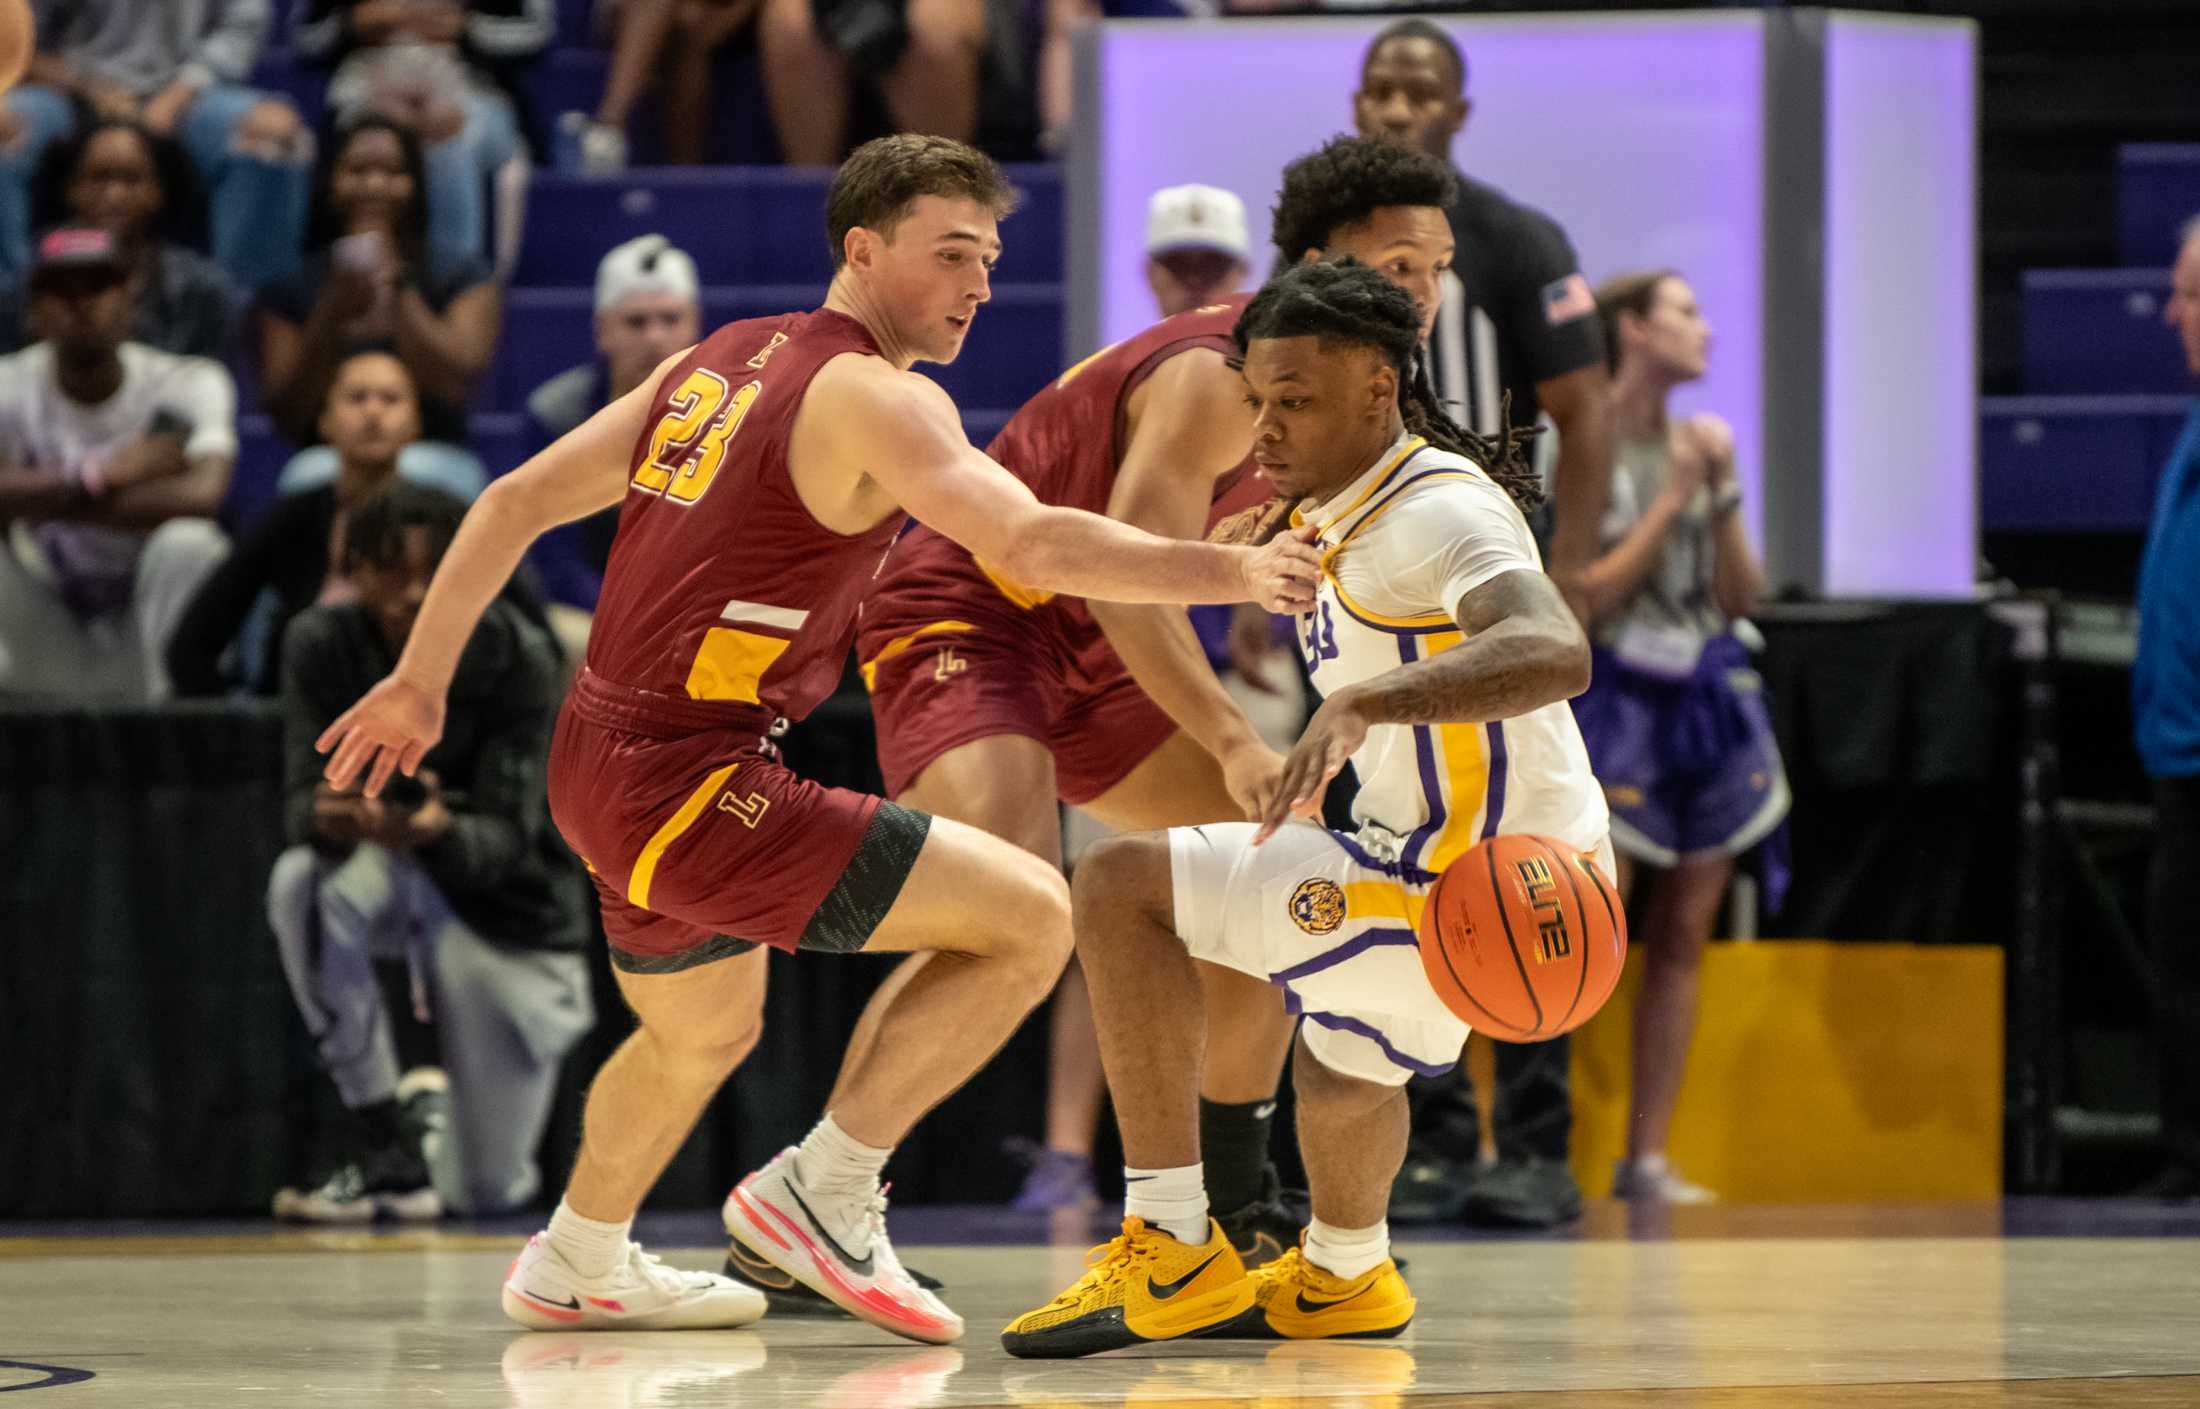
[1290, 432, 1608, 874]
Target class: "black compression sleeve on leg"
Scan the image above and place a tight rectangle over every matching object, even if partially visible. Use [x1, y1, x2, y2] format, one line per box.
[1201, 1096, 1278, 1214]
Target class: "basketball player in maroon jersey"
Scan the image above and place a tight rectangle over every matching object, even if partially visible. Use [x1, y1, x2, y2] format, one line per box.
[732, 136, 1462, 1301]
[316, 135, 1322, 1343]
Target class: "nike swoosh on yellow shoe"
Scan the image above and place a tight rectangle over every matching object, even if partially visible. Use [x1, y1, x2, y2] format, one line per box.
[1293, 1283, 1372, 1315]
[1148, 1249, 1227, 1300]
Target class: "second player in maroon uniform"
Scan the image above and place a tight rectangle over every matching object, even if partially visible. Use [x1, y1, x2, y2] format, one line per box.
[318, 135, 1321, 1344]
[845, 296, 1307, 1241]
[781, 137, 1466, 1294]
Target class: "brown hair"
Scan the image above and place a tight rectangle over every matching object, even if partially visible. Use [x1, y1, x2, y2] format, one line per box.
[824, 135, 1019, 269]
[1593, 268, 1679, 373]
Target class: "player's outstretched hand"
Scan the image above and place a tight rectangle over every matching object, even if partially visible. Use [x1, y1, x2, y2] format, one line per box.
[1221, 737, 1288, 821]
[317, 673, 447, 799]
[1241, 522, 1321, 614]
[1253, 688, 1370, 844]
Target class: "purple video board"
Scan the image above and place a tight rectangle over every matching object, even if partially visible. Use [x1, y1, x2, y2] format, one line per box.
[1076, 11, 1979, 598]
[1082, 15, 1767, 543]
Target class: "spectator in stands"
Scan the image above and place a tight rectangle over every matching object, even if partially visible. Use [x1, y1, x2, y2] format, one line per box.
[268, 482, 589, 1221]
[0, 227, 233, 702]
[2134, 216, 2200, 1201]
[522, 233, 698, 652]
[757, 0, 984, 165]
[1035, 0, 1194, 153]
[258, 115, 499, 499]
[1353, 17, 1612, 1232]
[0, 0, 310, 292]
[0, 119, 238, 359]
[1579, 269, 1784, 1205]
[571, 0, 759, 170]
[168, 346, 424, 697]
[1144, 183, 1248, 318]
[294, 0, 555, 274]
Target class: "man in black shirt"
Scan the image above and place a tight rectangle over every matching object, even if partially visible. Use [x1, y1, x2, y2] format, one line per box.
[268, 483, 590, 1221]
[169, 346, 420, 696]
[1353, 18, 1613, 1230]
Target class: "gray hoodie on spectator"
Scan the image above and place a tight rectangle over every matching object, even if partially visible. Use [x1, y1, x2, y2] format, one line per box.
[30, 0, 271, 95]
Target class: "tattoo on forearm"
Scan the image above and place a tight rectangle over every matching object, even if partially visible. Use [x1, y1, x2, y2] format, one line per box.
[1360, 571, 1586, 726]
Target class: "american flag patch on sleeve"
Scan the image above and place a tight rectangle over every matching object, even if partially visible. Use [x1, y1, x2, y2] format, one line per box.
[1542, 273, 1595, 326]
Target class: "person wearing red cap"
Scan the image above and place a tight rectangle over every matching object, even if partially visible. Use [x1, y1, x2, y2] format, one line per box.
[0, 224, 236, 700]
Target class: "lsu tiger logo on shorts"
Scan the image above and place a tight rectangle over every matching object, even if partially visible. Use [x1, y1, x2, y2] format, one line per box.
[1289, 878, 1346, 935]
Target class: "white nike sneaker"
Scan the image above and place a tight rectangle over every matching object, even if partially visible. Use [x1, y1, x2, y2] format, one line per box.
[1611, 1157, 1719, 1205]
[722, 1148, 965, 1344]
[502, 1232, 768, 1331]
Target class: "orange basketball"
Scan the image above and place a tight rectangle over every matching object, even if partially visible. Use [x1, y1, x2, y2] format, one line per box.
[1415, 833, 1627, 1042]
[0, 0, 30, 99]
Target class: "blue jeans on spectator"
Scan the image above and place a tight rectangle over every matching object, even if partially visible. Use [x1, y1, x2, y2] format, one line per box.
[0, 83, 310, 292]
[422, 89, 525, 274]
[276, 442, 489, 502]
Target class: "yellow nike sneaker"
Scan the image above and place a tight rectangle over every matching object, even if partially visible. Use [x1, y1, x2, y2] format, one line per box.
[1000, 1216, 1254, 1359]
[1212, 1245, 1415, 1340]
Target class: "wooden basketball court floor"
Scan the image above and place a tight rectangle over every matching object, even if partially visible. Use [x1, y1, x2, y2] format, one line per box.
[4, 1202, 2198, 1406]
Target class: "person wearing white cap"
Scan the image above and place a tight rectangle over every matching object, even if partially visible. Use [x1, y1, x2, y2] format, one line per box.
[528, 234, 704, 454]
[1145, 184, 1250, 319]
[522, 234, 703, 652]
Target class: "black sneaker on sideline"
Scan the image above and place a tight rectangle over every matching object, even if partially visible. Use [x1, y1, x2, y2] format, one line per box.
[1458, 1156, 1582, 1229]
[1388, 1153, 1477, 1225]
[721, 1229, 945, 1317]
[273, 1140, 441, 1223]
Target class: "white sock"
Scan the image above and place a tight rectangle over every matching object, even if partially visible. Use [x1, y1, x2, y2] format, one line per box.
[1123, 1163, 1209, 1245]
[794, 1112, 893, 1197]
[1304, 1216, 1389, 1280]
[546, 1199, 631, 1281]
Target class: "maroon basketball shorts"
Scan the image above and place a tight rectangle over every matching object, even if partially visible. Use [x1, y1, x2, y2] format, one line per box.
[859, 530, 1178, 806]
[549, 670, 930, 974]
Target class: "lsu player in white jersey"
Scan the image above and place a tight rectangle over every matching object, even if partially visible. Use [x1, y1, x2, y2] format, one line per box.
[1001, 258, 1611, 1359]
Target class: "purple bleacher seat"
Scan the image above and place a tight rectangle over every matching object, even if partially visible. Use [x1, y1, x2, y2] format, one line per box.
[2021, 269, 2190, 395]
[1979, 394, 2189, 532]
[226, 414, 289, 531]
[509, 165, 1062, 288]
[2117, 144, 2200, 271]
[557, 0, 595, 45]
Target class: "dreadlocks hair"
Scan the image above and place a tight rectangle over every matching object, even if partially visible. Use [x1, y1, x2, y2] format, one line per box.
[1231, 257, 1543, 515]
[1268, 135, 1457, 271]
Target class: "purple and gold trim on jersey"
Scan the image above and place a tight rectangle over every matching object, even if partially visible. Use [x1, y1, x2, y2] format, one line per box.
[1316, 466, 1489, 637]
[1291, 437, 1429, 538]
